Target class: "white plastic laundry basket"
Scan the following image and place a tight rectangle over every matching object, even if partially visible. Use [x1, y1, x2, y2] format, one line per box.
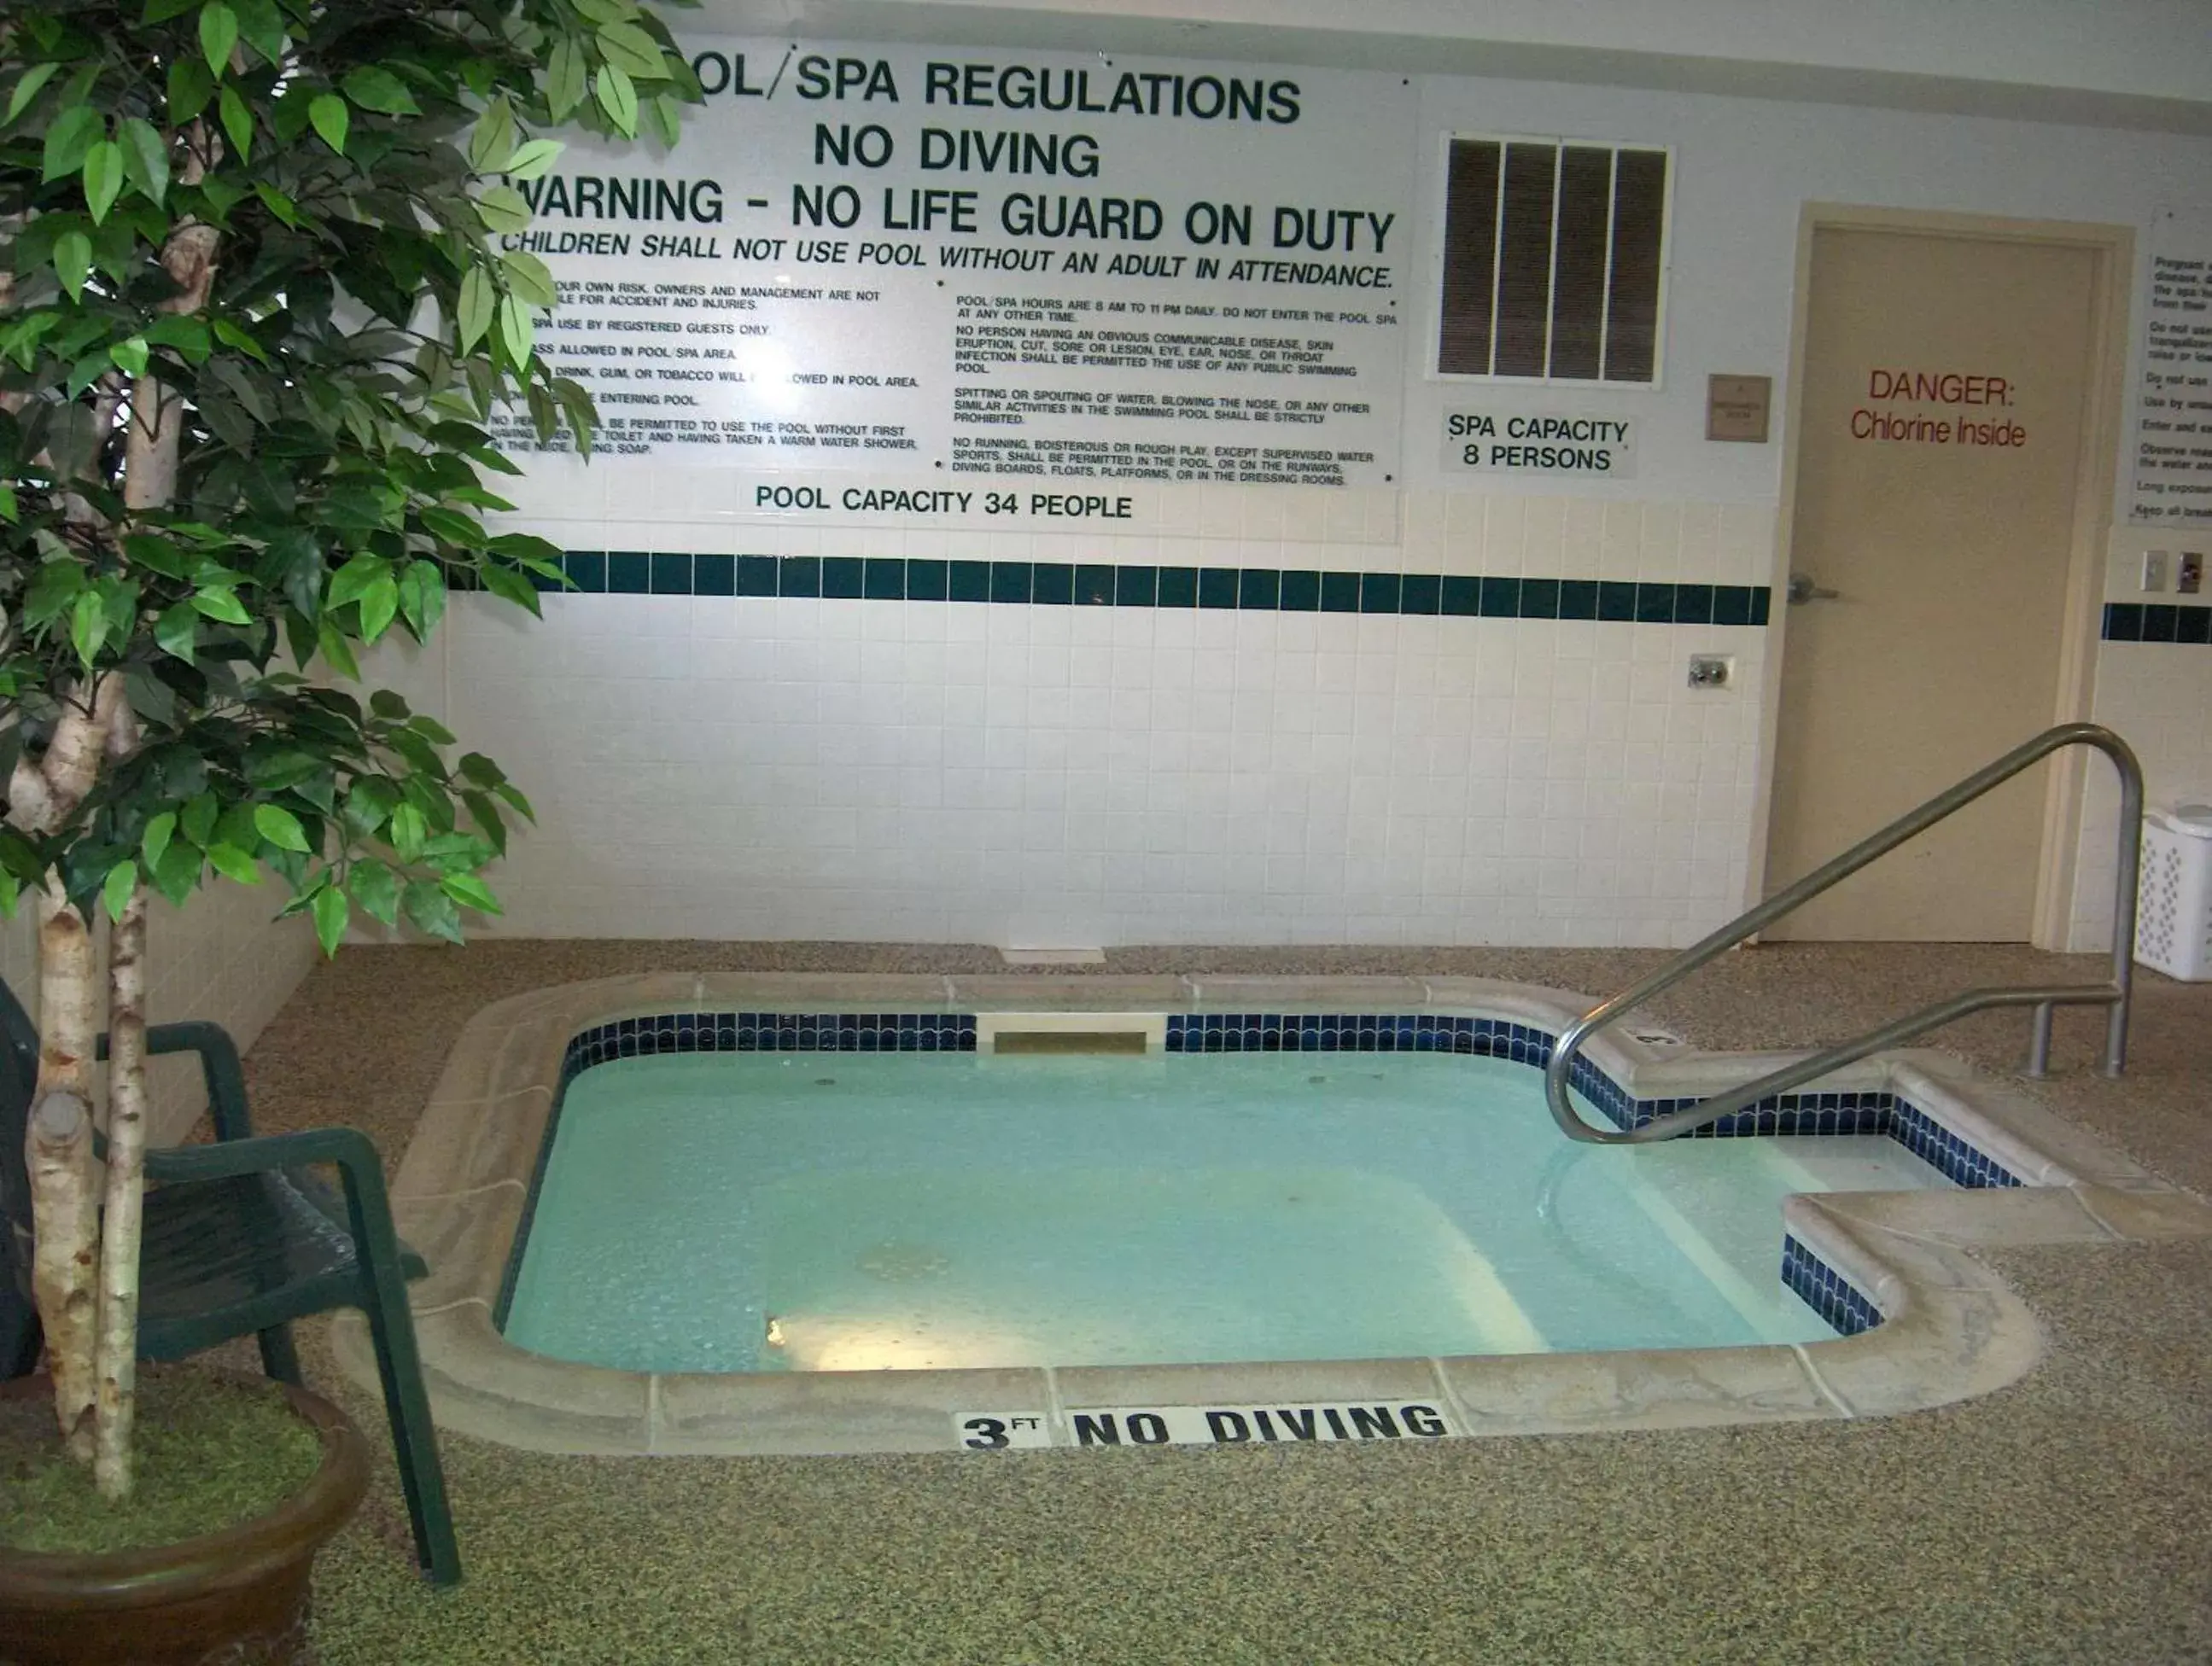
[2135, 805, 2212, 981]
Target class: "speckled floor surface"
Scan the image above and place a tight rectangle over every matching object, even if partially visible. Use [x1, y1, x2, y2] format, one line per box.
[231, 941, 2212, 1664]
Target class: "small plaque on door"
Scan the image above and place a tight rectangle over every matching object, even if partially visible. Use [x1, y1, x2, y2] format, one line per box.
[1707, 375, 1771, 443]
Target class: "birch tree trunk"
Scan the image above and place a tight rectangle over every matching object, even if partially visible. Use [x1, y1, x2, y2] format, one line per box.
[69, 122, 218, 1483]
[26, 873, 99, 1460]
[10, 676, 122, 1454]
[92, 708, 147, 1497]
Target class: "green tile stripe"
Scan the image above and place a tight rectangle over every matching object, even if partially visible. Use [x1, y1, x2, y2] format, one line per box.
[2103, 603, 2212, 645]
[549, 551, 1773, 626]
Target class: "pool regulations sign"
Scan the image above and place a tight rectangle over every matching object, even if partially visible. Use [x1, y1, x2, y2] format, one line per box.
[497, 38, 1415, 486]
[954, 1401, 1457, 1450]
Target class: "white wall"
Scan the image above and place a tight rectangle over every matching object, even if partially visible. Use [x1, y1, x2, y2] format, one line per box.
[434, 54, 2212, 952]
[0, 889, 318, 1144]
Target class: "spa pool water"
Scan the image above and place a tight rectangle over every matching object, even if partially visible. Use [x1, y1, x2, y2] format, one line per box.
[500, 1051, 1946, 1373]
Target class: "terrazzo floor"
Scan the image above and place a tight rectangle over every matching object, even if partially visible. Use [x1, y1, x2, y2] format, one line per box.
[225, 941, 2211, 1664]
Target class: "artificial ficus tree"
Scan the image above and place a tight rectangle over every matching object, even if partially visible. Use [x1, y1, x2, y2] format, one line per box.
[0, 0, 697, 1499]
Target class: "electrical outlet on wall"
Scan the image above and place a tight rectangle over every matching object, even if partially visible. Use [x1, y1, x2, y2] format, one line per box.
[1687, 655, 1731, 690]
[2142, 550, 2170, 592]
[2180, 551, 2204, 596]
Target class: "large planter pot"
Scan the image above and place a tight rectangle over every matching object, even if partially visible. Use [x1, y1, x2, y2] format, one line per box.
[0, 1375, 369, 1666]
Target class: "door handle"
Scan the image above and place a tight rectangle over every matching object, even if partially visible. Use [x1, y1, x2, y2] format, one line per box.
[1786, 574, 1841, 605]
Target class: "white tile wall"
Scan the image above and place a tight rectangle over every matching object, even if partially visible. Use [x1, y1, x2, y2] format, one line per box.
[435, 486, 1775, 948]
[2069, 640, 2212, 952]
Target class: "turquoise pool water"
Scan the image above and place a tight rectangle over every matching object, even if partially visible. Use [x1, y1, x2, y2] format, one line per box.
[500, 1051, 1946, 1373]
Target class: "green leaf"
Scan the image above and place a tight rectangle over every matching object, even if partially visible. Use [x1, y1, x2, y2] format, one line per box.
[595, 22, 670, 80]
[0, 869, 18, 920]
[316, 619, 359, 678]
[190, 585, 250, 624]
[215, 801, 259, 853]
[467, 96, 515, 173]
[167, 58, 214, 122]
[142, 811, 177, 871]
[199, 3, 239, 74]
[102, 859, 137, 923]
[342, 778, 397, 838]
[462, 790, 507, 856]
[369, 688, 410, 719]
[417, 506, 482, 546]
[478, 562, 543, 616]
[399, 560, 448, 638]
[70, 590, 108, 667]
[647, 92, 680, 150]
[473, 184, 531, 235]
[254, 802, 311, 853]
[151, 841, 201, 906]
[497, 294, 534, 371]
[308, 91, 347, 154]
[455, 265, 494, 352]
[594, 64, 638, 137]
[401, 879, 463, 943]
[110, 335, 149, 379]
[43, 105, 102, 182]
[358, 572, 400, 641]
[387, 801, 427, 862]
[180, 793, 219, 847]
[341, 66, 418, 115]
[252, 181, 301, 227]
[142, 314, 209, 360]
[218, 84, 252, 161]
[0, 484, 15, 523]
[231, 0, 286, 64]
[81, 141, 124, 223]
[499, 251, 557, 309]
[204, 842, 261, 885]
[118, 117, 170, 207]
[440, 871, 503, 915]
[155, 602, 200, 662]
[196, 174, 246, 217]
[312, 883, 348, 956]
[211, 317, 269, 364]
[52, 230, 91, 301]
[502, 138, 563, 182]
[406, 714, 457, 746]
[25, 558, 85, 630]
[325, 552, 389, 609]
[493, 781, 536, 821]
[546, 38, 587, 120]
[347, 859, 400, 925]
[6, 65, 60, 126]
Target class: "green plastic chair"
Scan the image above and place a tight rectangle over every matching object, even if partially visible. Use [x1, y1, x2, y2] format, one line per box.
[0, 981, 459, 1584]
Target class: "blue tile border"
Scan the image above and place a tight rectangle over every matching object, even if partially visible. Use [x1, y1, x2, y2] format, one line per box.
[549, 550, 1772, 627]
[559, 1011, 978, 1076]
[505, 1007, 2016, 1340]
[1783, 1233, 1882, 1337]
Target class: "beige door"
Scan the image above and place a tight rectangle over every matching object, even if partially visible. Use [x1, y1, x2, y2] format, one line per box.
[1766, 226, 2099, 941]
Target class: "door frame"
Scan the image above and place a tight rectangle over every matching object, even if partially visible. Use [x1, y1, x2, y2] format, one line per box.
[1745, 203, 2135, 948]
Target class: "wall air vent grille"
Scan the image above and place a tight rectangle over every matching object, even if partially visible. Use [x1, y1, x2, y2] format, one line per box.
[1436, 136, 1670, 385]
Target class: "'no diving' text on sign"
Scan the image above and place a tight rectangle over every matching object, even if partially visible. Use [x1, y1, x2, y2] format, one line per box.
[956, 1401, 1456, 1449]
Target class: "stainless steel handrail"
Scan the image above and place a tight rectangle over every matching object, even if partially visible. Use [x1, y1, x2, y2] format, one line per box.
[1544, 722, 2144, 1145]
